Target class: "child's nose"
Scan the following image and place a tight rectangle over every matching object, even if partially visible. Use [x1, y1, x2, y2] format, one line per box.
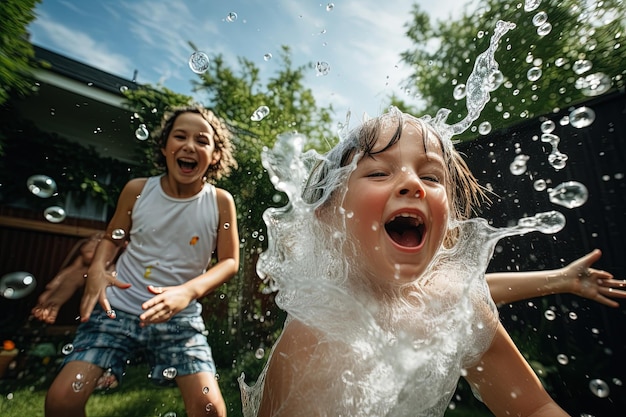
[397, 172, 426, 199]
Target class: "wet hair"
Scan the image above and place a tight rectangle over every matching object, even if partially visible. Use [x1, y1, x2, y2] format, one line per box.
[152, 105, 237, 182]
[303, 107, 488, 222]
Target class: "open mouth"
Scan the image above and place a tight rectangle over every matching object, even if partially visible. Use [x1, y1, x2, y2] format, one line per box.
[384, 213, 425, 248]
[177, 158, 197, 173]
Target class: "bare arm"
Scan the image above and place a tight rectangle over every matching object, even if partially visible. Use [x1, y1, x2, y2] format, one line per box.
[139, 187, 240, 324]
[487, 249, 625, 307]
[79, 178, 143, 321]
[465, 323, 570, 417]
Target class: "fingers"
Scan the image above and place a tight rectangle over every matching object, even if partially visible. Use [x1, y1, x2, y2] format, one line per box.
[79, 293, 98, 322]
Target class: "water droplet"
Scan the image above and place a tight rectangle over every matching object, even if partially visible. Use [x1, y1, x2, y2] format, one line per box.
[573, 59, 593, 75]
[548, 181, 588, 209]
[541, 133, 568, 170]
[44, 206, 66, 223]
[568, 311, 578, 320]
[250, 105, 270, 121]
[27, 175, 57, 198]
[62, 344, 74, 355]
[315, 61, 331, 76]
[189, 51, 210, 74]
[544, 309, 556, 320]
[263, 53, 272, 61]
[255, 348, 265, 359]
[110, 228, 126, 240]
[206, 403, 214, 412]
[527, 67, 542, 82]
[589, 379, 610, 398]
[518, 211, 566, 234]
[478, 121, 492, 135]
[226, 12, 238, 22]
[326, 3, 335, 11]
[487, 71, 504, 91]
[202, 386, 210, 394]
[533, 179, 547, 191]
[135, 124, 149, 140]
[578, 72, 612, 97]
[223, 222, 230, 230]
[537, 22, 552, 36]
[453, 84, 467, 100]
[162, 367, 178, 380]
[557, 354, 569, 365]
[72, 380, 84, 392]
[510, 154, 529, 175]
[613, 378, 623, 386]
[119, 85, 128, 93]
[524, 0, 541, 12]
[532, 11, 548, 27]
[163, 412, 177, 417]
[540, 120, 555, 133]
[0, 271, 37, 299]
[569, 106, 596, 129]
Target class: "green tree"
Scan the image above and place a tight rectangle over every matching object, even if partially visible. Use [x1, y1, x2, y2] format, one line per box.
[397, 0, 625, 141]
[0, 0, 41, 154]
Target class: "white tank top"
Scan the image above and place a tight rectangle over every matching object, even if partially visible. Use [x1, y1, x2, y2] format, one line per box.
[107, 175, 219, 317]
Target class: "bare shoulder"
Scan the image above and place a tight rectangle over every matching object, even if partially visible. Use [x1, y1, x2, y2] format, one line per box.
[214, 187, 235, 205]
[124, 177, 148, 194]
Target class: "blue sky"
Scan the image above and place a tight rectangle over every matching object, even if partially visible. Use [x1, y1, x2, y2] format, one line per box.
[28, 0, 463, 124]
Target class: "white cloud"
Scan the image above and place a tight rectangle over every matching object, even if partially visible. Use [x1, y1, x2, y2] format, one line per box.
[30, 12, 133, 77]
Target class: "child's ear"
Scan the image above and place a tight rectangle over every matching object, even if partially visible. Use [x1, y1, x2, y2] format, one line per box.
[161, 147, 167, 157]
[211, 149, 222, 166]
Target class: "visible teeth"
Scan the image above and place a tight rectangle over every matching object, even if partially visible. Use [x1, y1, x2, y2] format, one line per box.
[391, 213, 423, 224]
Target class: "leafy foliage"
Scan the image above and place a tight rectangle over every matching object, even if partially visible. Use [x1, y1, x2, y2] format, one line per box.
[396, 0, 626, 141]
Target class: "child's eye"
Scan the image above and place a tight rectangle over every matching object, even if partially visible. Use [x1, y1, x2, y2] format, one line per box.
[421, 175, 440, 183]
[366, 171, 388, 178]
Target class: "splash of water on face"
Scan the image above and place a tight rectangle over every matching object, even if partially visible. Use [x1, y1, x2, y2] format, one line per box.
[240, 20, 566, 417]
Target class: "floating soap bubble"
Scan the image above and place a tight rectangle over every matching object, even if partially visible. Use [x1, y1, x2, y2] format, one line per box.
[527, 67, 542, 82]
[263, 53, 272, 61]
[189, 51, 210, 74]
[518, 211, 566, 234]
[524, 0, 541, 12]
[573, 59, 593, 75]
[111, 228, 126, 240]
[478, 121, 492, 135]
[536, 22, 552, 36]
[250, 105, 270, 121]
[453, 84, 467, 100]
[135, 124, 149, 140]
[532, 11, 548, 26]
[569, 106, 596, 128]
[226, 12, 238, 22]
[44, 206, 66, 223]
[0, 271, 37, 299]
[548, 181, 588, 209]
[540, 120, 555, 133]
[533, 179, 547, 191]
[315, 61, 331, 76]
[27, 174, 57, 198]
[510, 154, 530, 175]
[254, 348, 265, 359]
[162, 367, 178, 380]
[578, 73, 612, 97]
[589, 379, 610, 398]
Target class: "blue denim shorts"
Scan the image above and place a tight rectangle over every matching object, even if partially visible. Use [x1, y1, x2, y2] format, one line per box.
[63, 305, 217, 385]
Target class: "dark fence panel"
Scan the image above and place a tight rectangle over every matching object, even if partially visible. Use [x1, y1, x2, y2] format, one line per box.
[458, 89, 626, 416]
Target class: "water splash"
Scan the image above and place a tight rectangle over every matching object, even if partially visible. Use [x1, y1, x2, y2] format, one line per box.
[239, 20, 574, 417]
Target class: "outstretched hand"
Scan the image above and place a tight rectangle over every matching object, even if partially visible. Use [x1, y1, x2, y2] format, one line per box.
[139, 285, 195, 325]
[79, 269, 131, 322]
[563, 249, 626, 308]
